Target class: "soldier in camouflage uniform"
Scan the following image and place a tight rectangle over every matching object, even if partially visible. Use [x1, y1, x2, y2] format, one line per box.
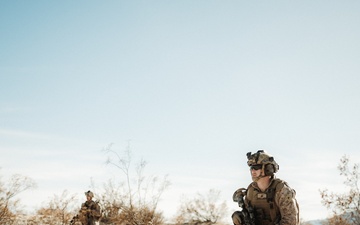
[78, 190, 101, 225]
[232, 150, 299, 225]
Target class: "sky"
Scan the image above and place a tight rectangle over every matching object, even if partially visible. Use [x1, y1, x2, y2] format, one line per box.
[1, 0, 360, 223]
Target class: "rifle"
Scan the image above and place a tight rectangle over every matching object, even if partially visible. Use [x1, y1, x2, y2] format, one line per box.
[232, 188, 256, 225]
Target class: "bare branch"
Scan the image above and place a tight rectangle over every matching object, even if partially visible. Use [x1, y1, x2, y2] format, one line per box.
[100, 143, 170, 225]
[319, 155, 360, 225]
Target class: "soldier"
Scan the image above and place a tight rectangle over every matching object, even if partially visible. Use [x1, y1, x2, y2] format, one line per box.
[232, 150, 300, 225]
[79, 190, 101, 225]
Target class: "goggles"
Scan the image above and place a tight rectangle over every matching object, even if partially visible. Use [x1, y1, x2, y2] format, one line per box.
[250, 164, 262, 170]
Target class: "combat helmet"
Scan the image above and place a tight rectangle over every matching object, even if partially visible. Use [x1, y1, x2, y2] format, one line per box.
[247, 150, 279, 176]
[85, 190, 94, 198]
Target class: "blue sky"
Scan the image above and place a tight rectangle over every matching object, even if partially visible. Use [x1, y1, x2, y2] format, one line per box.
[1, 0, 360, 222]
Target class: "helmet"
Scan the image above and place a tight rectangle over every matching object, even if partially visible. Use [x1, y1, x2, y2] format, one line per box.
[246, 150, 279, 176]
[85, 190, 94, 198]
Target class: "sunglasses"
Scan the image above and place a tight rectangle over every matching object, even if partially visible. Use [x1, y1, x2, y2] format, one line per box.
[250, 164, 262, 170]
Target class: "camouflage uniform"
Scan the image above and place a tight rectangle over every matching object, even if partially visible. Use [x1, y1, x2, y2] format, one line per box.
[232, 150, 299, 225]
[247, 178, 298, 225]
[79, 191, 101, 225]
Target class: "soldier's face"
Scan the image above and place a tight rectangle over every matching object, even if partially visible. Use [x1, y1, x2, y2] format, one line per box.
[250, 165, 263, 178]
[86, 195, 92, 201]
[251, 168, 260, 176]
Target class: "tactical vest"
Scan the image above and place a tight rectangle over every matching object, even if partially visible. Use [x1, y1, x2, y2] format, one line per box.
[84, 200, 97, 210]
[82, 200, 101, 221]
[246, 178, 284, 225]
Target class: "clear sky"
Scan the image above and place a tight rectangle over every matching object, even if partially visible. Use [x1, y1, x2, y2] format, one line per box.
[1, 0, 360, 223]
